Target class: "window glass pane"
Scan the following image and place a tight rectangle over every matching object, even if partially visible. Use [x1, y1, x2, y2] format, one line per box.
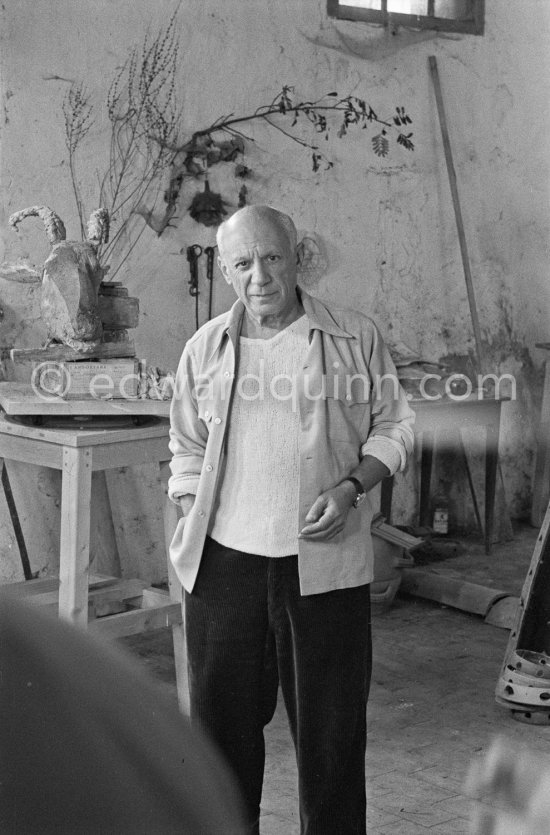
[387, 0, 427, 13]
[434, 0, 472, 19]
[339, 0, 381, 8]
[334, 0, 480, 28]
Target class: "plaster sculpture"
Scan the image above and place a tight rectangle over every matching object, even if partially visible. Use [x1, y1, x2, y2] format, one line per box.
[9, 206, 109, 352]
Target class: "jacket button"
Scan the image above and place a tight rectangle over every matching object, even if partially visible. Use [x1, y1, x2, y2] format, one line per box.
[198, 510, 205, 518]
[224, 371, 231, 377]
[206, 465, 213, 472]
[214, 417, 222, 424]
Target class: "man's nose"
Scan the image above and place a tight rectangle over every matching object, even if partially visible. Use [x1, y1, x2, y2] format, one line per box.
[250, 258, 270, 285]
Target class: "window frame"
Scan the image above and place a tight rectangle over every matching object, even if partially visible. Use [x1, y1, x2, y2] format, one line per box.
[327, 0, 484, 36]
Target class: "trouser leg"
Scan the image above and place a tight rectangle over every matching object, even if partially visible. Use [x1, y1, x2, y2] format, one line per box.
[184, 538, 279, 832]
[269, 556, 371, 835]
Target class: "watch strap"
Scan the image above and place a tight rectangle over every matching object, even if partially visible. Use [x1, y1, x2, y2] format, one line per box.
[343, 477, 366, 508]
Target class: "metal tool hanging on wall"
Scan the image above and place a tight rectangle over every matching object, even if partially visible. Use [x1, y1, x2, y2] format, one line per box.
[185, 244, 217, 331]
[186, 244, 202, 331]
[204, 246, 215, 322]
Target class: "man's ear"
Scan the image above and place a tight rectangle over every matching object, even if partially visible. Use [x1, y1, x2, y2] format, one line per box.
[296, 235, 326, 288]
[217, 255, 231, 286]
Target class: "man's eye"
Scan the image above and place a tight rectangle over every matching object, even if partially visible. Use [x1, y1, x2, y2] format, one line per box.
[235, 261, 248, 269]
[267, 255, 280, 262]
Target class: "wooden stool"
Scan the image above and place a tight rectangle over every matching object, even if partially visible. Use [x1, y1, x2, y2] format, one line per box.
[0, 413, 188, 710]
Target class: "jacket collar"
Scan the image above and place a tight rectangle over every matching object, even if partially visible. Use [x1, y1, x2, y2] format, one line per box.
[207, 289, 352, 360]
[300, 291, 353, 338]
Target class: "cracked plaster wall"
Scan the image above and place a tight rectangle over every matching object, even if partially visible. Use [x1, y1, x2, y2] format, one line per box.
[0, 0, 549, 580]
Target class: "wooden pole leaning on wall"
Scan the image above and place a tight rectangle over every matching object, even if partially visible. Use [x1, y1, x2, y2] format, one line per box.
[429, 55, 484, 366]
[429, 55, 513, 543]
[1, 459, 33, 581]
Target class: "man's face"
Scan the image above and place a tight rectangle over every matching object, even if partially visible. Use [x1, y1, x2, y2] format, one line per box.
[218, 212, 299, 323]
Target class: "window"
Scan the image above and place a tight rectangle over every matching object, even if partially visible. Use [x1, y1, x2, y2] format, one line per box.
[327, 0, 484, 36]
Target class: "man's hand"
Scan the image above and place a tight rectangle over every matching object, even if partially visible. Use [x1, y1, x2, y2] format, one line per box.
[178, 494, 196, 518]
[299, 482, 356, 541]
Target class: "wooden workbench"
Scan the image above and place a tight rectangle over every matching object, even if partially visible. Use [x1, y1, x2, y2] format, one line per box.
[0, 414, 173, 619]
[0, 381, 170, 417]
[0, 385, 187, 708]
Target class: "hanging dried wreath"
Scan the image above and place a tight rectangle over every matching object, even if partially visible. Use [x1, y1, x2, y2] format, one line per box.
[188, 180, 229, 227]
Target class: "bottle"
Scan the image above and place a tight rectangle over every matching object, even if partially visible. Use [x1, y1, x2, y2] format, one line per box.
[432, 494, 449, 535]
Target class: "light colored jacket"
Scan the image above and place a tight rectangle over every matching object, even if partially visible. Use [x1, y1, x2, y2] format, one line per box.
[168, 291, 414, 595]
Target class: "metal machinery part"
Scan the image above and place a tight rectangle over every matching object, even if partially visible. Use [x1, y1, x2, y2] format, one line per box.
[496, 500, 550, 723]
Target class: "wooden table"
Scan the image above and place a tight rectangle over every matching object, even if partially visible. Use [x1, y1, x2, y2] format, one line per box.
[0, 407, 188, 709]
[381, 395, 508, 554]
[0, 381, 171, 418]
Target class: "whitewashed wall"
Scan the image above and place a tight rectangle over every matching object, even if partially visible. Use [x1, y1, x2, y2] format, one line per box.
[1, 1, 549, 581]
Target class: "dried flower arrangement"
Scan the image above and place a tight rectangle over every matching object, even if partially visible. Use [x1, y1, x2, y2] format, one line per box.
[63, 12, 180, 280]
[62, 13, 414, 277]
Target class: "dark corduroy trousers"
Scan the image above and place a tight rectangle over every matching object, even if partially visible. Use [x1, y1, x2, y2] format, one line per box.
[185, 536, 372, 835]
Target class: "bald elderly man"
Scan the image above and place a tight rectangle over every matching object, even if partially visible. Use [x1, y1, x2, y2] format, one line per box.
[168, 205, 414, 835]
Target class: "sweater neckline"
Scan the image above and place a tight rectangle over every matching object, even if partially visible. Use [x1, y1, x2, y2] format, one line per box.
[239, 314, 308, 346]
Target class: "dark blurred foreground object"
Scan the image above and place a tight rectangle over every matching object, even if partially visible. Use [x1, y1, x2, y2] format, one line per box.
[0, 592, 246, 834]
[467, 736, 550, 834]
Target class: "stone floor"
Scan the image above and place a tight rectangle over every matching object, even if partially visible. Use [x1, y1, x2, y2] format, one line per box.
[122, 523, 550, 834]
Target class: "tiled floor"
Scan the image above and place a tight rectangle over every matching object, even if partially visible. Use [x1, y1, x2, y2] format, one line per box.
[123, 523, 550, 834]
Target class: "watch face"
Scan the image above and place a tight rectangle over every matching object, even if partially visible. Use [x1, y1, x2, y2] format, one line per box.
[354, 492, 366, 507]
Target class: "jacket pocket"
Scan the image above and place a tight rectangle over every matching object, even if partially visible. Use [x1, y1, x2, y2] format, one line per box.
[169, 514, 187, 549]
[324, 370, 372, 444]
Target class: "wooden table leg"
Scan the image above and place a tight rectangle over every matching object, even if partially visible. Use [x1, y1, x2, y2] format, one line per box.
[419, 430, 435, 528]
[161, 463, 189, 714]
[485, 422, 499, 555]
[456, 431, 483, 535]
[59, 446, 92, 627]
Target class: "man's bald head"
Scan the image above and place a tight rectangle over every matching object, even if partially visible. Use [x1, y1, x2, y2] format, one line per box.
[215, 204, 303, 330]
[216, 205, 298, 259]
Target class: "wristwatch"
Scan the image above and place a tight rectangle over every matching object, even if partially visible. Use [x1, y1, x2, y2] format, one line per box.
[343, 477, 367, 508]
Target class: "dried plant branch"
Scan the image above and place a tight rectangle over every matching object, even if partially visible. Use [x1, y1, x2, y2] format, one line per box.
[62, 16, 415, 275]
[62, 83, 93, 240]
[63, 11, 180, 279]
[144, 86, 413, 234]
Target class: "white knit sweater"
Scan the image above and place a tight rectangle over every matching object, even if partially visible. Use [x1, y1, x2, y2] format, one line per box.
[209, 315, 309, 556]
